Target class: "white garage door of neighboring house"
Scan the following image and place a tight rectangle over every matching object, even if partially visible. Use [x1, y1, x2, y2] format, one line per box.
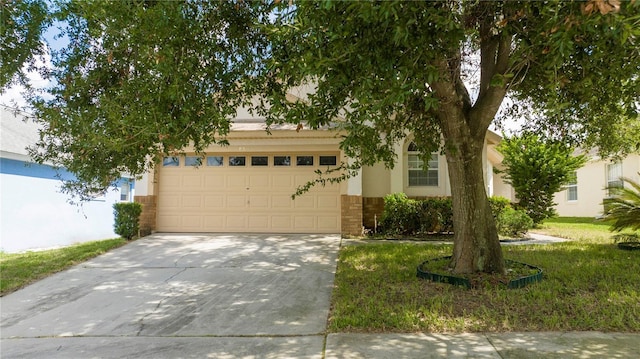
[157, 152, 341, 233]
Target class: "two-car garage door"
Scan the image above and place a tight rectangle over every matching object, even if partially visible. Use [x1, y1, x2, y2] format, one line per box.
[156, 152, 342, 233]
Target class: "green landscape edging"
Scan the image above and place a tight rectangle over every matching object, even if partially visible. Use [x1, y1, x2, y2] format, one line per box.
[617, 242, 640, 251]
[505, 259, 544, 289]
[416, 256, 543, 289]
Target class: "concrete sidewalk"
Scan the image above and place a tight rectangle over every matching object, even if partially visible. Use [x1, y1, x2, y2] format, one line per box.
[326, 332, 640, 358]
[3, 331, 638, 358]
[2, 233, 638, 358]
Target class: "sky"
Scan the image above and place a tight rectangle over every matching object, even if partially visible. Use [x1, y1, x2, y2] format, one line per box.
[0, 56, 51, 109]
[0, 22, 66, 110]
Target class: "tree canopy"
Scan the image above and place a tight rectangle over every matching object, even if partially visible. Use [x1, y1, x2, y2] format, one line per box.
[0, 0, 50, 89]
[4, 0, 640, 273]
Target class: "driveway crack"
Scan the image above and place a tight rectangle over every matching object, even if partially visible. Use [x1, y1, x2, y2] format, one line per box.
[485, 334, 505, 359]
[136, 267, 188, 336]
[174, 251, 197, 268]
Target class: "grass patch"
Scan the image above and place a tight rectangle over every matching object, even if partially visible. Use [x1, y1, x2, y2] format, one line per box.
[0, 238, 127, 296]
[533, 217, 638, 243]
[329, 241, 640, 333]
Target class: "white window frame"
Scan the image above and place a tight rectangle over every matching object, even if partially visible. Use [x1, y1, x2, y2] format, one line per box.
[120, 179, 131, 202]
[566, 171, 578, 202]
[606, 161, 623, 196]
[407, 142, 438, 187]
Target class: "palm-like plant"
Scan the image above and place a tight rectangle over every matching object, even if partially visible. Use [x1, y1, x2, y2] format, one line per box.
[603, 174, 640, 233]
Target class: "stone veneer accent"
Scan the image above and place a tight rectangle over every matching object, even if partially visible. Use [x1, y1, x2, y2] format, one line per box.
[134, 195, 157, 237]
[341, 195, 363, 236]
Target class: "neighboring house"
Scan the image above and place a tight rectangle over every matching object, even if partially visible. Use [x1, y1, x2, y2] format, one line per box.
[554, 152, 640, 218]
[0, 106, 133, 253]
[134, 108, 513, 236]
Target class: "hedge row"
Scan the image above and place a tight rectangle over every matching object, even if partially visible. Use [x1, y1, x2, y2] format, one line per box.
[379, 193, 452, 235]
[379, 193, 532, 237]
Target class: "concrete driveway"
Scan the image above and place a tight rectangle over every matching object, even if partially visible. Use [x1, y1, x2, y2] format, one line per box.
[1, 233, 341, 358]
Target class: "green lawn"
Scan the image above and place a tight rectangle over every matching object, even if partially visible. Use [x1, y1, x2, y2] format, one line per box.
[0, 238, 127, 296]
[329, 218, 640, 333]
[531, 216, 633, 243]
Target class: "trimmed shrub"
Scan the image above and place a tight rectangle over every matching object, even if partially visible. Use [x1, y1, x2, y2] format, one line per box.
[488, 196, 512, 219]
[380, 193, 421, 235]
[420, 197, 453, 233]
[418, 200, 441, 233]
[381, 193, 528, 237]
[113, 202, 143, 240]
[496, 207, 533, 237]
[380, 193, 453, 235]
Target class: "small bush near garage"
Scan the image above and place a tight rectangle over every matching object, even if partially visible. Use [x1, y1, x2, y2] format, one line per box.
[113, 202, 143, 240]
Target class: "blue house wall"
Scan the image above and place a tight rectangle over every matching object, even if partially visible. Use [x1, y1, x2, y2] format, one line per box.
[0, 157, 134, 253]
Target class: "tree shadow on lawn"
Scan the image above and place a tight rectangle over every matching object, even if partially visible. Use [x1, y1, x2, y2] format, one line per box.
[330, 242, 640, 333]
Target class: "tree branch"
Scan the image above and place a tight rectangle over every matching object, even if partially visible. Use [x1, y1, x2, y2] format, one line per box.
[431, 52, 472, 119]
[478, 37, 498, 100]
[470, 34, 512, 137]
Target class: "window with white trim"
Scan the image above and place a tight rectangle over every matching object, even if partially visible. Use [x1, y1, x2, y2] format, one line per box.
[566, 171, 578, 201]
[120, 179, 131, 202]
[407, 142, 438, 186]
[606, 161, 623, 196]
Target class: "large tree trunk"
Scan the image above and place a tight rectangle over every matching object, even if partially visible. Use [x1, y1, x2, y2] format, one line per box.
[445, 133, 505, 274]
[428, 12, 511, 274]
[430, 76, 506, 274]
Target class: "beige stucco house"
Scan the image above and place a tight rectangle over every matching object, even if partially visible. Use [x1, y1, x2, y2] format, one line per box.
[133, 104, 512, 236]
[554, 153, 640, 218]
